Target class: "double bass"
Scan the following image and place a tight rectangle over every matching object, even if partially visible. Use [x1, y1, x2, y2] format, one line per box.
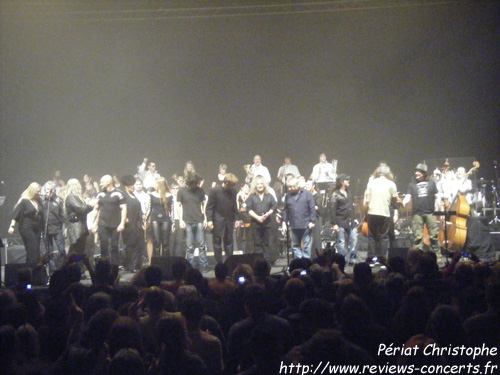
[439, 161, 480, 251]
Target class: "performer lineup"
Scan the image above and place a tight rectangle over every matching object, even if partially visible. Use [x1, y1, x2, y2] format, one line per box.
[7, 154, 492, 275]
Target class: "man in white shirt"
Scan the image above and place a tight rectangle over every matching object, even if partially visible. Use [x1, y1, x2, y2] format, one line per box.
[277, 157, 300, 184]
[364, 165, 398, 262]
[138, 158, 161, 190]
[311, 153, 337, 185]
[250, 155, 271, 184]
[442, 166, 473, 205]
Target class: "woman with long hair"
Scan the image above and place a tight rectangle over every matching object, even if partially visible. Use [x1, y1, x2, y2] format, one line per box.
[212, 163, 227, 188]
[8, 182, 43, 266]
[184, 161, 204, 187]
[82, 174, 99, 199]
[149, 177, 172, 258]
[65, 178, 94, 259]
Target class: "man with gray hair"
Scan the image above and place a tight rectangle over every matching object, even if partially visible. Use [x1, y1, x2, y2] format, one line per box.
[281, 177, 316, 259]
[364, 165, 398, 263]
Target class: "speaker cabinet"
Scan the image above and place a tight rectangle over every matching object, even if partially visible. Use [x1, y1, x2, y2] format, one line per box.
[4, 263, 28, 287]
[151, 256, 192, 280]
[224, 253, 264, 274]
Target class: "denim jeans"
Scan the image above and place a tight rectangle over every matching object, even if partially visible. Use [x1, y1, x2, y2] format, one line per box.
[185, 222, 208, 268]
[291, 228, 312, 259]
[336, 226, 358, 262]
[45, 231, 66, 272]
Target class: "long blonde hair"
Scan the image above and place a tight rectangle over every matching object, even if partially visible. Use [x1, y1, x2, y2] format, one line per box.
[18, 182, 41, 204]
[184, 161, 196, 176]
[64, 178, 85, 214]
[65, 178, 84, 198]
[155, 177, 171, 212]
[249, 176, 269, 195]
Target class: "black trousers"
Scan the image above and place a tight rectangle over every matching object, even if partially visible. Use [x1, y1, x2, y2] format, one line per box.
[19, 226, 41, 266]
[367, 214, 390, 258]
[251, 223, 271, 260]
[122, 224, 144, 271]
[151, 220, 171, 257]
[212, 217, 235, 265]
[98, 226, 120, 264]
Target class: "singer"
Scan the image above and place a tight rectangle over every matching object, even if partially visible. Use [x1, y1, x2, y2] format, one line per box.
[281, 177, 316, 259]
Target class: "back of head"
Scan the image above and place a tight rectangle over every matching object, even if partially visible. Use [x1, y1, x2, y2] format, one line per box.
[244, 284, 268, 316]
[144, 266, 163, 287]
[426, 305, 466, 347]
[415, 252, 439, 279]
[284, 278, 307, 308]
[330, 253, 346, 273]
[172, 260, 188, 281]
[94, 259, 113, 285]
[185, 268, 205, 293]
[87, 308, 119, 350]
[181, 295, 205, 324]
[249, 324, 282, 360]
[0, 325, 18, 361]
[232, 264, 254, 285]
[353, 262, 373, 285]
[3, 302, 27, 329]
[109, 348, 145, 375]
[107, 316, 142, 358]
[16, 323, 40, 360]
[186, 172, 202, 189]
[486, 281, 500, 312]
[156, 316, 187, 352]
[144, 286, 169, 313]
[298, 329, 360, 365]
[253, 258, 271, 279]
[289, 257, 312, 273]
[299, 298, 336, 330]
[397, 334, 444, 370]
[387, 256, 406, 276]
[454, 262, 474, 287]
[340, 294, 371, 328]
[214, 262, 229, 281]
[84, 292, 113, 322]
[121, 175, 136, 188]
[176, 285, 198, 309]
[378, 165, 391, 177]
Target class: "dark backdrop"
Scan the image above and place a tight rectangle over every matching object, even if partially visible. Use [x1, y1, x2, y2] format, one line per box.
[1, 0, 499, 234]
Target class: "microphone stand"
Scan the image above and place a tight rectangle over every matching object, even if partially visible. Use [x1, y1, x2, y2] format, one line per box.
[490, 161, 500, 226]
[284, 221, 291, 270]
[43, 194, 53, 276]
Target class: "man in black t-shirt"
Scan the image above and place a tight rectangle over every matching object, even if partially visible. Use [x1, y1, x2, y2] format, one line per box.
[94, 175, 127, 265]
[402, 163, 440, 257]
[177, 173, 209, 272]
